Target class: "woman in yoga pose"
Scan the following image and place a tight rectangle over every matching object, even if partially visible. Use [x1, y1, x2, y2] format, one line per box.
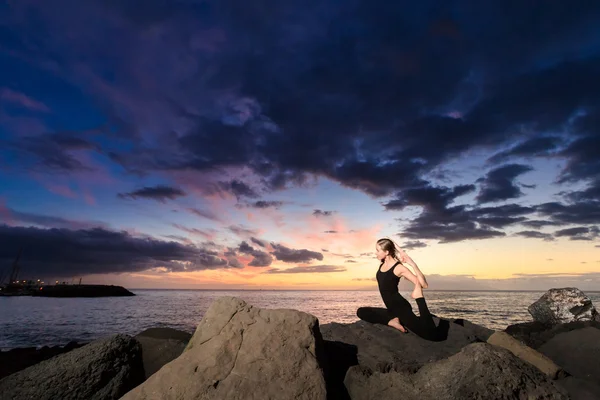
[356, 238, 439, 341]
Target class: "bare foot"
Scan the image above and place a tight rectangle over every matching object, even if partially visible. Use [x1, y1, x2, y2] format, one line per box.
[388, 317, 407, 333]
[411, 283, 424, 299]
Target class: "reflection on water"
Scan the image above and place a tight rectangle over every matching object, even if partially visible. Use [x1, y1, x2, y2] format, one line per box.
[1, 290, 599, 349]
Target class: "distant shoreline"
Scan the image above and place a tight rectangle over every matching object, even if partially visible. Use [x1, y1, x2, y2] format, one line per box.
[127, 288, 600, 293]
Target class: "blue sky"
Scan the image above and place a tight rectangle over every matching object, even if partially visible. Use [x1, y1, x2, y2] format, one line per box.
[1, 1, 599, 290]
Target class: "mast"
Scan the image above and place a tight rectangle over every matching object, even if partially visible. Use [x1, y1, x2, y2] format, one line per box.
[8, 248, 23, 284]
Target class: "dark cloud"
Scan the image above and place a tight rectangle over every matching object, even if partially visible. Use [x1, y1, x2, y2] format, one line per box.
[401, 241, 427, 250]
[324, 230, 338, 234]
[345, 260, 357, 263]
[118, 185, 186, 202]
[270, 243, 324, 263]
[313, 209, 335, 217]
[2, 206, 109, 230]
[264, 265, 346, 274]
[237, 240, 273, 267]
[554, 226, 599, 241]
[242, 200, 285, 209]
[475, 164, 534, 204]
[0, 224, 232, 278]
[250, 237, 266, 248]
[514, 231, 555, 241]
[5, 135, 94, 173]
[519, 220, 564, 229]
[536, 201, 600, 225]
[487, 136, 564, 164]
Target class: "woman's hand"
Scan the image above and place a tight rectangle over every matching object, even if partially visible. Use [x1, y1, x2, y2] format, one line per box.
[396, 247, 409, 263]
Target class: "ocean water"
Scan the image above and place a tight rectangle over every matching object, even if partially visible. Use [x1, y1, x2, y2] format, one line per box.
[1, 289, 599, 350]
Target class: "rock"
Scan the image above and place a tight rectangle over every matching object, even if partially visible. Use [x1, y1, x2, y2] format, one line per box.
[486, 331, 565, 379]
[0, 334, 144, 400]
[319, 317, 483, 374]
[528, 288, 600, 326]
[505, 320, 600, 349]
[134, 327, 192, 379]
[0, 341, 85, 380]
[344, 342, 568, 400]
[121, 296, 327, 400]
[555, 377, 600, 400]
[538, 326, 600, 383]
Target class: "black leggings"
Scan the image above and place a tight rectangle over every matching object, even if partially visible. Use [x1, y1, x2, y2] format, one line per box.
[357, 297, 439, 341]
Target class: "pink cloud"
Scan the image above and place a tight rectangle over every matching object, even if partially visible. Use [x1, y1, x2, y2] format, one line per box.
[0, 88, 50, 112]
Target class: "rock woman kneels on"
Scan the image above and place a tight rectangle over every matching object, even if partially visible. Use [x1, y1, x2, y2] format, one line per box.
[357, 238, 440, 341]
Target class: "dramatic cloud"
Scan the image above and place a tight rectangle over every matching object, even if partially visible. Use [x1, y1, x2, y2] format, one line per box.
[270, 243, 324, 263]
[514, 231, 555, 241]
[476, 164, 534, 204]
[0, 224, 235, 278]
[237, 241, 272, 267]
[554, 226, 600, 241]
[242, 200, 285, 209]
[118, 185, 186, 203]
[265, 265, 346, 274]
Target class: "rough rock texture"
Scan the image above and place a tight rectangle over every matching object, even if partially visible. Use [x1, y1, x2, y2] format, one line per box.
[487, 331, 565, 379]
[134, 327, 191, 379]
[528, 288, 600, 326]
[505, 320, 600, 349]
[0, 334, 144, 400]
[121, 296, 327, 400]
[0, 340, 85, 379]
[538, 327, 600, 383]
[344, 343, 568, 400]
[320, 317, 487, 373]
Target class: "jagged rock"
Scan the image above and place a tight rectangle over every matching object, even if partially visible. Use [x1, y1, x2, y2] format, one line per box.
[487, 331, 565, 379]
[134, 327, 192, 379]
[319, 317, 485, 374]
[528, 288, 600, 326]
[121, 296, 327, 400]
[344, 342, 568, 400]
[0, 334, 144, 400]
[538, 327, 600, 383]
[0, 340, 85, 380]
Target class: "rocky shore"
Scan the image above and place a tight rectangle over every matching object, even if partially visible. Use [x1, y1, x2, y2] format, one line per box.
[0, 287, 598, 400]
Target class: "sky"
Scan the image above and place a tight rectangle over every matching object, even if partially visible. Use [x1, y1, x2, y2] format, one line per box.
[0, 1, 599, 291]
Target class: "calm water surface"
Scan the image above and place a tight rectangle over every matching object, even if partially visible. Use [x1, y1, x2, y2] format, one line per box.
[1, 290, 599, 350]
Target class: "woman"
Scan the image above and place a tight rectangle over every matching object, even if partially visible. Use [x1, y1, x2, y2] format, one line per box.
[356, 238, 439, 341]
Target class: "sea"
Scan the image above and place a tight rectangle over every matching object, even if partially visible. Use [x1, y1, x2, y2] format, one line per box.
[1, 289, 599, 350]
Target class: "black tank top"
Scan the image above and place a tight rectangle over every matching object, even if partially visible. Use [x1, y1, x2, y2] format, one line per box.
[377, 261, 401, 293]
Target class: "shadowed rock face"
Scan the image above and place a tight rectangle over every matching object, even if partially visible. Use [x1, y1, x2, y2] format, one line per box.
[320, 317, 491, 373]
[0, 334, 144, 400]
[121, 296, 327, 400]
[528, 288, 600, 326]
[344, 343, 569, 400]
[0, 341, 85, 380]
[134, 327, 192, 379]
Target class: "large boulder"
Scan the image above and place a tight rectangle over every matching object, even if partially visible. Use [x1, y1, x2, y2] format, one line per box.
[134, 327, 192, 379]
[344, 342, 568, 400]
[538, 327, 600, 383]
[0, 340, 85, 379]
[0, 334, 144, 400]
[121, 296, 327, 400]
[320, 317, 489, 373]
[528, 288, 600, 327]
